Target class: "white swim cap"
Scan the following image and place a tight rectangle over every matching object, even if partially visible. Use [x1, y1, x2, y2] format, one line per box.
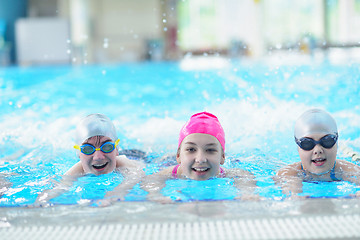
[294, 109, 337, 139]
[75, 113, 118, 145]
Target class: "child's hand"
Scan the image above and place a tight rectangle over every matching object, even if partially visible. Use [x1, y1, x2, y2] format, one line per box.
[31, 201, 52, 208]
[355, 191, 360, 198]
[93, 199, 113, 207]
[92, 192, 127, 207]
[34, 191, 52, 207]
[288, 194, 307, 200]
[236, 193, 261, 201]
[0, 176, 12, 198]
[147, 193, 174, 204]
[32, 196, 54, 208]
[104, 191, 126, 201]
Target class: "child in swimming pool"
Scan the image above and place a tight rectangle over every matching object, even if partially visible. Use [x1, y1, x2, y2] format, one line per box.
[142, 112, 257, 203]
[36, 113, 144, 205]
[276, 109, 360, 198]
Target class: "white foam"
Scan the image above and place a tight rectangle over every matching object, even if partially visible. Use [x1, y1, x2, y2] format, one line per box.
[118, 97, 310, 154]
[124, 116, 183, 152]
[0, 110, 78, 151]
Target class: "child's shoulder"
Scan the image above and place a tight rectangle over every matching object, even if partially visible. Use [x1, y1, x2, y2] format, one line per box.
[224, 167, 253, 178]
[336, 159, 360, 183]
[64, 162, 84, 176]
[116, 155, 145, 169]
[145, 165, 177, 180]
[276, 162, 302, 177]
[159, 165, 177, 176]
[336, 159, 360, 172]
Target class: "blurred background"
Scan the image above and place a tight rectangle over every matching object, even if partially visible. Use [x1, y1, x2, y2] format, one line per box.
[0, 0, 360, 66]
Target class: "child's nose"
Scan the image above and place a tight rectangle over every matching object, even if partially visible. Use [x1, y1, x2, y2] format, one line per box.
[93, 149, 105, 160]
[195, 151, 207, 163]
[313, 144, 324, 155]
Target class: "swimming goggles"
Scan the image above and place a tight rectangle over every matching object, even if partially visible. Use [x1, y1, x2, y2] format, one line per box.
[74, 139, 120, 155]
[295, 134, 338, 151]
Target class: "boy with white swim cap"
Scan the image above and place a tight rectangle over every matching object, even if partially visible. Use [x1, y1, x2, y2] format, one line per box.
[276, 108, 360, 198]
[68, 113, 144, 176]
[36, 114, 144, 205]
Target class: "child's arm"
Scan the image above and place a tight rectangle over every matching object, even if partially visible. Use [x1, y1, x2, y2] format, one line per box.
[337, 160, 360, 197]
[140, 167, 174, 203]
[35, 163, 83, 206]
[103, 155, 145, 202]
[274, 162, 304, 198]
[35, 175, 78, 206]
[226, 168, 259, 200]
[64, 162, 85, 175]
[0, 175, 12, 198]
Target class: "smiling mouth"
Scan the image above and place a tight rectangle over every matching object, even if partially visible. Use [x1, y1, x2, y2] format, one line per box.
[92, 162, 108, 170]
[192, 167, 210, 173]
[312, 158, 326, 166]
[312, 158, 326, 163]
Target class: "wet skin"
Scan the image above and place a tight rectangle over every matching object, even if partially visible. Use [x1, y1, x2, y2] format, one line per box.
[79, 136, 119, 175]
[298, 133, 337, 176]
[176, 133, 225, 180]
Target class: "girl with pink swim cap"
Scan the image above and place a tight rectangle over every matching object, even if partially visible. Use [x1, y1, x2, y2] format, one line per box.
[142, 112, 258, 203]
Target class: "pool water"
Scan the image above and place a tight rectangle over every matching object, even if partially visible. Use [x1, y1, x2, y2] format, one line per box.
[0, 57, 359, 207]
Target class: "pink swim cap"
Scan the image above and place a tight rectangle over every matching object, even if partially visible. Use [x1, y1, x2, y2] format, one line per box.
[178, 112, 225, 151]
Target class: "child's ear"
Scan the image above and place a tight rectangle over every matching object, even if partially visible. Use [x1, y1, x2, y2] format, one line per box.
[176, 149, 181, 164]
[220, 151, 225, 165]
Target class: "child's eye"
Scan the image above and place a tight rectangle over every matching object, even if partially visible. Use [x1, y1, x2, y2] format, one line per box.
[186, 147, 196, 152]
[206, 148, 217, 153]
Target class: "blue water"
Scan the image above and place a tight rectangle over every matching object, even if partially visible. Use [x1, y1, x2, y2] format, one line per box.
[0, 59, 359, 206]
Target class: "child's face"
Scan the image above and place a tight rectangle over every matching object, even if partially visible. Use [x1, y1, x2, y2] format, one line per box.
[176, 133, 225, 180]
[79, 136, 119, 175]
[298, 133, 337, 175]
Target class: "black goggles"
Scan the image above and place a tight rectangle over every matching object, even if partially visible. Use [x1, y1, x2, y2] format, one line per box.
[295, 133, 338, 151]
